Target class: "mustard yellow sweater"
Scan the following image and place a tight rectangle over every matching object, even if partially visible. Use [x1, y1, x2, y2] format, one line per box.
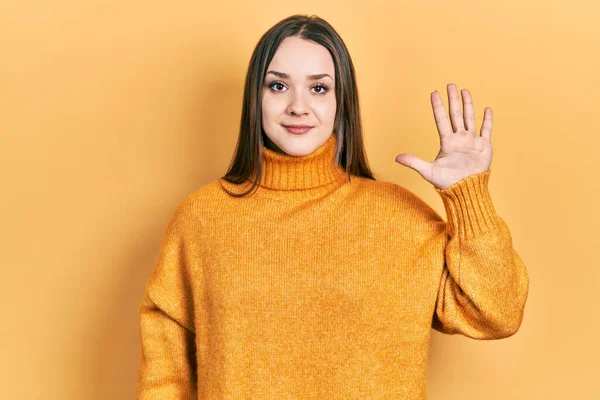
[136, 134, 529, 399]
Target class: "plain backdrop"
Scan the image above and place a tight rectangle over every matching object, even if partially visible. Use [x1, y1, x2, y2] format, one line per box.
[1, 0, 598, 398]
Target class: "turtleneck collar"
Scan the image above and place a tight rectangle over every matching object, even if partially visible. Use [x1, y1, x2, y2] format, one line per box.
[259, 133, 346, 190]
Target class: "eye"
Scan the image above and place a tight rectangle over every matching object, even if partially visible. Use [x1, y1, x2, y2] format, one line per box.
[311, 83, 329, 94]
[268, 81, 286, 92]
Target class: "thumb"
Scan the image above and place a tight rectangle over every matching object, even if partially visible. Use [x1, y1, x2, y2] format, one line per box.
[395, 153, 431, 178]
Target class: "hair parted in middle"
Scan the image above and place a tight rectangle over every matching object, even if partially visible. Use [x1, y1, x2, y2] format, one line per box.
[219, 14, 375, 197]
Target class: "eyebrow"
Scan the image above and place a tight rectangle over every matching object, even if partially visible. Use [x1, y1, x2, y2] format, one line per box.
[266, 70, 334, 81]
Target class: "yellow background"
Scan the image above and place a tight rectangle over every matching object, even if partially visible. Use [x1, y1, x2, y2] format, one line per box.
[2, 0, 598, 398]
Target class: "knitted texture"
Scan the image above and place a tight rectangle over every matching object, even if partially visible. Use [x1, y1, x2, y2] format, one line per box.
[136, 134, 529, 399]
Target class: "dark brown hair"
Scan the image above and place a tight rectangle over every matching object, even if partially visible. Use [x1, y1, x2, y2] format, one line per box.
[219, 14, 375, 197]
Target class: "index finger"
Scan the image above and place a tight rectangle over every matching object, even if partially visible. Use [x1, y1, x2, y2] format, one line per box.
[431, 90, 453, 137]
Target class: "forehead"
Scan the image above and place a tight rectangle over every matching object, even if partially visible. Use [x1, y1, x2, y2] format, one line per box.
[267, 36, 335, 79]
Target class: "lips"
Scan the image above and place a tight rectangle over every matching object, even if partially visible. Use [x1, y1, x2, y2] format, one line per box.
[283, 124, 314, 135]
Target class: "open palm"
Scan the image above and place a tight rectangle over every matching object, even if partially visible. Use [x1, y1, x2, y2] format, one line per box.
[395, 83, 493, 190]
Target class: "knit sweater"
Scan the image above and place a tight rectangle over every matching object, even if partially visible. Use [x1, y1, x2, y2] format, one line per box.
[136, 133, 529, 399]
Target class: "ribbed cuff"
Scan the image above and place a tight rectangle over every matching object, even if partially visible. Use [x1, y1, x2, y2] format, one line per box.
[435, 169, 499, 239]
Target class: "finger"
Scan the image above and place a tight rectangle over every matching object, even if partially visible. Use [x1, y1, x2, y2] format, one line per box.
[480, 107, 493, 140]
[447, 83, 465, 132]
[461, 88, 476, 133]
[431, 90, 453, 137]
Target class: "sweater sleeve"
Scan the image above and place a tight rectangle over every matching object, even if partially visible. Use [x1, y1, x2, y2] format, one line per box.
[137, 199, 199, 399]
[431, 169, 530, 339]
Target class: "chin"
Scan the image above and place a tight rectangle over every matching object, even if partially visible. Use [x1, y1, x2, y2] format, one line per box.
[279, 142, 312, 156]
[281, 135, 328, 156]
[264, 126, 331, 156]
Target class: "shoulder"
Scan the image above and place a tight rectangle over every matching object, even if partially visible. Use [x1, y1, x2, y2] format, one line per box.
[356, 177, 445, 225]
[180, 180, 224, 206]
[165, 180, 225, 229]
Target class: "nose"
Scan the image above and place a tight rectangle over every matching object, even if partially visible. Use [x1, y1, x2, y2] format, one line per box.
[286, 89, 309, 116]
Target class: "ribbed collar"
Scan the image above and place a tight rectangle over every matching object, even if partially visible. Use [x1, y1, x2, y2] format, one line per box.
[259, 134, 346, 190]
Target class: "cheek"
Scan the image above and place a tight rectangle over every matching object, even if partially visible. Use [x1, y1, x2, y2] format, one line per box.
[262, 95, 287, 121]
[314, 97, 337, 121]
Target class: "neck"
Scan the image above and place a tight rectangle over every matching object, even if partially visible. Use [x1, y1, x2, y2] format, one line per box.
[259, 134, 346, 190]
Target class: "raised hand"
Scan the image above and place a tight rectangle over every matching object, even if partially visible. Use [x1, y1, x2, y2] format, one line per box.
[395, 83, 493, 190]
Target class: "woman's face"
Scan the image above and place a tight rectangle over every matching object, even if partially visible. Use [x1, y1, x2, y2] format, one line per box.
[261, 36, 336, 156]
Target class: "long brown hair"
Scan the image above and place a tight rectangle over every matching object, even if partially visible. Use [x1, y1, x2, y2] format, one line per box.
[219, 14, 375, 197]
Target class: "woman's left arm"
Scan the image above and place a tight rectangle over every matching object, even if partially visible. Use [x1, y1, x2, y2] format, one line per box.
[394, 83, 529, 339]
[431, 169, 530, 338]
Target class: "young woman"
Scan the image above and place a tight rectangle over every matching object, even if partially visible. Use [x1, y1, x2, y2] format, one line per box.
[137, 14, 529, 399]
